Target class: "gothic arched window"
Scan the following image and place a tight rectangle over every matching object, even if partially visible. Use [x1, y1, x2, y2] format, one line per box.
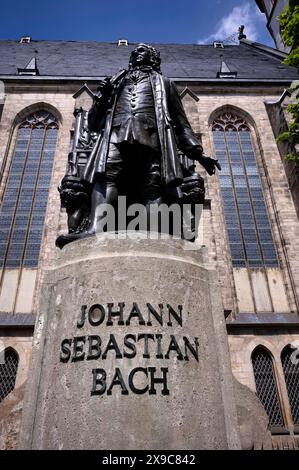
[281, 345, 299, 427]
[212, 112, 278, 269]
[252, 347, 284, 431]
[0, 348, 19, 402]
[0, 111, 58, 269]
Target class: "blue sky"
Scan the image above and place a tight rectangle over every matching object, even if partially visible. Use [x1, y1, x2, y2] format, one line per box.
[0, 0, 274, 46]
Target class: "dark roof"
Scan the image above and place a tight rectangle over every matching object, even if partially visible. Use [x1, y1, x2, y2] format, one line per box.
[0, 39, 297, 81]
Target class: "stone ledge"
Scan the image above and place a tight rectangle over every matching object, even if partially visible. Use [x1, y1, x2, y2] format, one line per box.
[0, 313, 35, 328]
[226, 312, 299, 330]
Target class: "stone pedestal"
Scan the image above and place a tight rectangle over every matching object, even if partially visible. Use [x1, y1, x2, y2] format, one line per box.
[19, 233, 243, 449]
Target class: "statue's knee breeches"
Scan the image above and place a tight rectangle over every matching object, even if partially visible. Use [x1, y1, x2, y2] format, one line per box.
[143, 163, 162, 202]
[105, 143, 123, 183]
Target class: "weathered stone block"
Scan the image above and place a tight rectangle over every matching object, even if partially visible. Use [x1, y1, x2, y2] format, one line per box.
[19, 234, 242, 450]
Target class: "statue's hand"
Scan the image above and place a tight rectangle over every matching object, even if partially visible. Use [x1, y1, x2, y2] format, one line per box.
[199, 155, 221, 175]
[94, 78, 112, 101]
[191, 148, 221, 175]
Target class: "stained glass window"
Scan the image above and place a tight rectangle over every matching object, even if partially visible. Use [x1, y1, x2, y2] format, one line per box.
[252, 347, 284, 430]
[212, 112, 278, 268]
[0, 348, 19, 402]
[0, 111, 58, 269]
[281, 346, 299, 426]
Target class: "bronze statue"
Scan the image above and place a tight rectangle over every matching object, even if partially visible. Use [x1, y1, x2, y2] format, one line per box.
[56, 44, 220, 248]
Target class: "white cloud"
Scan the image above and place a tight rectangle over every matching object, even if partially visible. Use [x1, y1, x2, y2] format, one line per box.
[198, 2, 266, 44]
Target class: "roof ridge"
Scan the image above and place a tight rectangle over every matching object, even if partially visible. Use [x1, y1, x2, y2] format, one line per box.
[239, 38, 288, 61]
[0, 38, 241, 46]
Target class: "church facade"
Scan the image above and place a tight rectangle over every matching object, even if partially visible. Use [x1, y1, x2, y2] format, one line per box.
[0, 37, 298, 449]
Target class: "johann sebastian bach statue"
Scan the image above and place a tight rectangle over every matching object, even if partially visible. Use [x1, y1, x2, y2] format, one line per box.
[56, 44, 220, 248]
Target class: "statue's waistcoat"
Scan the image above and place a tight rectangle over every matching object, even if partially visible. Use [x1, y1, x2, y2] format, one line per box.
[110, 72, 159, 150]
[115, 72, 155, 115]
